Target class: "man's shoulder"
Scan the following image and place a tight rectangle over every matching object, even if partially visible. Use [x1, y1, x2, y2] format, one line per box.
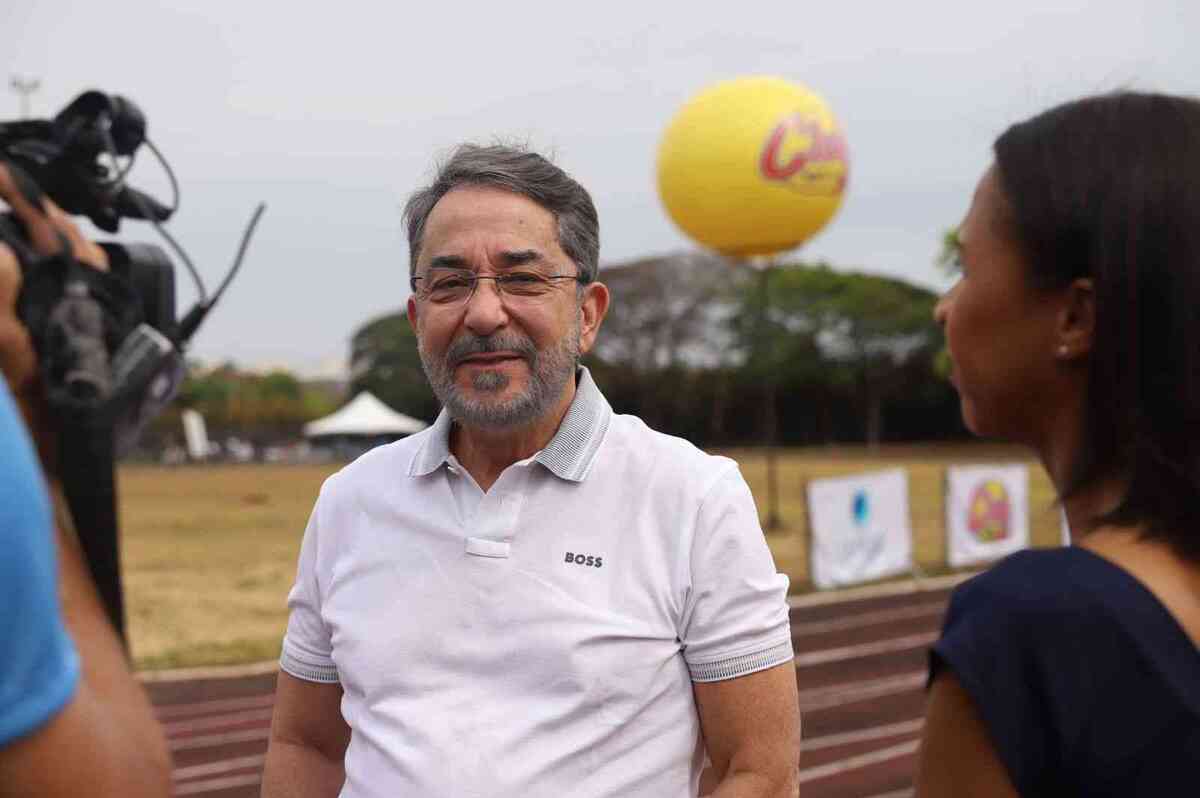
[318, 428, 435, 499]
[604, 412, 738, 485]
[0, 383, 80, 749]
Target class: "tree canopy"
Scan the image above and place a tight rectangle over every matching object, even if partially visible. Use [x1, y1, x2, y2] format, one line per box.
[339, 254, 964, 448]
[348, 312, 440, 425]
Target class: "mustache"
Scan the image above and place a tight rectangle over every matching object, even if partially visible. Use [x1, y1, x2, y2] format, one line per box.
[445, 333, 538, 366]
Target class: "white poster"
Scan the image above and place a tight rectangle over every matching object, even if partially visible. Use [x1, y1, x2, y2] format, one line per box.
[945, 464, 1030, 568]
[807, 468, 913, 589]
[181, 408, 210, 461]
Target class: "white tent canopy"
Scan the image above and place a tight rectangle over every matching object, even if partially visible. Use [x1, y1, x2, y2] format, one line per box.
[303, 392, 427, 438]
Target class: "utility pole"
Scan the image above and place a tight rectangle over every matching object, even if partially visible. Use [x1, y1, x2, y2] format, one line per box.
[747, 255, 783, 531]
[9, 75, 41, 118]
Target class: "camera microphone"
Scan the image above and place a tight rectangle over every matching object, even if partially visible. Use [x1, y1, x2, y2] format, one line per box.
[173, 200, 267, 349]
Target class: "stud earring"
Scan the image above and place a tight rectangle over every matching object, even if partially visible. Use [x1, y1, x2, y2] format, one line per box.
[1058, 345, 1069, 357]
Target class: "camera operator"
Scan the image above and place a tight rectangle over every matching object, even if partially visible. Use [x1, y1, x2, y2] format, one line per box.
[0, 160, 170, 797]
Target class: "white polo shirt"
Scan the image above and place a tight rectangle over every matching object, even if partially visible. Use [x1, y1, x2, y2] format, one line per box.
[280, 368, 793, 797]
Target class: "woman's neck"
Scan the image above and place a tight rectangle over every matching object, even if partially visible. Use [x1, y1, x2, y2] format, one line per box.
[1032, 387, 1124, 540]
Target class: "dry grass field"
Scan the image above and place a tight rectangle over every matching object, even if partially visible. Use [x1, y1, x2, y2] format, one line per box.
[119, 443, 1062, 671]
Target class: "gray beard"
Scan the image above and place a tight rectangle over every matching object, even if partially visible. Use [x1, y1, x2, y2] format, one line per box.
[419, 320, 581, 430]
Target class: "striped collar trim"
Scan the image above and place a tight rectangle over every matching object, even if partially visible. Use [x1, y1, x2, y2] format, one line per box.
[408, 366, 611, 483]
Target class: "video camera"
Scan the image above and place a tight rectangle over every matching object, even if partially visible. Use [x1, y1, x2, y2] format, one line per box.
[1, 89, 263, 448]
[0, 89, 264, 640]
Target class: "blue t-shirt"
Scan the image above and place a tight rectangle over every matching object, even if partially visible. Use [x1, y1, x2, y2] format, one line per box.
[930, 547, 1200, 796]
[0, 382, 80, 746]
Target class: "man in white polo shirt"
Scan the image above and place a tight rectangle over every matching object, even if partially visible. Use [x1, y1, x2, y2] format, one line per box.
[261, 144, 800, 798]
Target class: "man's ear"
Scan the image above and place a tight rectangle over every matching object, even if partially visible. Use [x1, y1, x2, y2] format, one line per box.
[1056, 278, 1094, 361]
[406, 295, 419, 333]
[577, 281, 610, 357]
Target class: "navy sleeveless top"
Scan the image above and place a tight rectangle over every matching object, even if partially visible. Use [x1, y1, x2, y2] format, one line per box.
[930, 547, 1200, 796]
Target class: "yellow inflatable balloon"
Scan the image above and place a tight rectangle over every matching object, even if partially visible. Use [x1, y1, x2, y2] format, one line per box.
[657, 76, 849, 258]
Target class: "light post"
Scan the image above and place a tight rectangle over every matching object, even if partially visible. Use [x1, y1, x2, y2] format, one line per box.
[748, 257, 783, 530]
[9, 75, 41, 118]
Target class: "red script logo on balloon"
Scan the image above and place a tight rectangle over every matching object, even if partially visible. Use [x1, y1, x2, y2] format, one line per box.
[760, 113, 848, 195]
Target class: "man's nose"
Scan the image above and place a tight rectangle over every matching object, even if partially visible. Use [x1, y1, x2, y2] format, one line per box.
[463, 278, 509, 336]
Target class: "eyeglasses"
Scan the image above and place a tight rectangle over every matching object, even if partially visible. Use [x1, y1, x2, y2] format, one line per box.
[413, 270, 583, 306]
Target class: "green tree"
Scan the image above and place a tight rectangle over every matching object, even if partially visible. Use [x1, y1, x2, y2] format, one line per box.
[260, 370, 303, 401]
[735, 263, 945, 446]
[930, 227, 961, 379]
[935, 227, 962, 275]
[140, 362, 338, 454]
[587, 252, 756, 441]
[349, 312, 439, 423]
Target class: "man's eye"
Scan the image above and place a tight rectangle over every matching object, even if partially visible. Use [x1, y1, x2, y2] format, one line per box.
[431, 276, 471, 291]
[502, 273, 549, 293]
[504, 273, 545, 286]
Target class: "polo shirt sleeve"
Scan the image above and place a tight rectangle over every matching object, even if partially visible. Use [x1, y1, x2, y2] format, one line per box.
[280, 480, 339, 683]
[679, 465, 794, 682]
[0, 384, 80, 746]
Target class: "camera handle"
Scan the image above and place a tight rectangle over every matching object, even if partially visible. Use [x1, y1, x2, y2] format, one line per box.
[58, 423, 126, 641]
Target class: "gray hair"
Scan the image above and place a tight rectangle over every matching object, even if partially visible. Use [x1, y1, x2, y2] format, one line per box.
[403, 143, 600, 291]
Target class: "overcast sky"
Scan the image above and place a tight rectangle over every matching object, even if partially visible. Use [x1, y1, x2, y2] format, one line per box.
[4, 0, 1196, 377]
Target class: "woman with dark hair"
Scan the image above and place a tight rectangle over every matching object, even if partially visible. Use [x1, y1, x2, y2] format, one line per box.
[916, 92, 1200, 796]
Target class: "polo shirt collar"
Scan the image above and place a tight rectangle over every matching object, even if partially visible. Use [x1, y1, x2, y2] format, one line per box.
[407, 366, 612, 483]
